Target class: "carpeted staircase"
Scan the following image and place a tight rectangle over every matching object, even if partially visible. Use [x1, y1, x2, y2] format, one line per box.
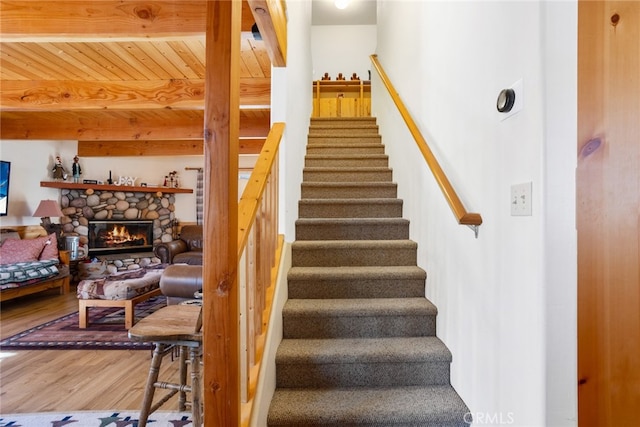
[267, 117, 470, 426]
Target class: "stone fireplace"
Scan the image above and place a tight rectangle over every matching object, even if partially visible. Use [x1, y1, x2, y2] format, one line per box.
[59, 188, 179, 257]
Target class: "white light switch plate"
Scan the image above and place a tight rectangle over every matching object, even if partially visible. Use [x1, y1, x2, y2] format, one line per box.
[511, 182, 532, 216]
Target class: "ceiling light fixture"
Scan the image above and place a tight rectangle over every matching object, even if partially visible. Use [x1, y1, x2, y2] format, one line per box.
[334, 0, 351, 10]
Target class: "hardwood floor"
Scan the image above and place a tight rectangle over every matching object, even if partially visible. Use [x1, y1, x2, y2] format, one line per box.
[0, 287, 181, 414]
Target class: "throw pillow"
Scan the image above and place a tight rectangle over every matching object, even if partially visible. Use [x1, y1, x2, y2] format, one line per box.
[38, 233, 59, 261]
[0, 238, 47, 265]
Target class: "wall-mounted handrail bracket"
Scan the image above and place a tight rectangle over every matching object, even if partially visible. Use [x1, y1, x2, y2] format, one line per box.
[467, 224, 480, 239]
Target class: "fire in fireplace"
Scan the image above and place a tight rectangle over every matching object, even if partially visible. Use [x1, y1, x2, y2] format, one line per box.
[88, 220, 154, 255]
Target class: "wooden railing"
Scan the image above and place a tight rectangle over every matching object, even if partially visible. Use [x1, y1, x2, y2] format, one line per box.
[237, 122, 285, 425]
[370, 54, 482, 235]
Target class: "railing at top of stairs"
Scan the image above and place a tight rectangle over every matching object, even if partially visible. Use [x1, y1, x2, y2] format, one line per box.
[370, 54, 483, 237]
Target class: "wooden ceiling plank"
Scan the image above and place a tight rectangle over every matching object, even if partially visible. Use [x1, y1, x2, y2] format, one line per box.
[121, 41, 172, 80]
[41, 42, 121, 81]
[167, 40, 206, 79]
[0, 1, 209, 38]
[0, 49, 47, 80]
[249, 38, 272, 78]
[91, 42, 150, 80]
[106, 42, 165, 80]
[241, 38, 265, 78]
[149, 41, 199, 79]
[0, 43, 62, 80]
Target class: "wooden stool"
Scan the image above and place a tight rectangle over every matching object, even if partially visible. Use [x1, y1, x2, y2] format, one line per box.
[128, 304, 203, 427]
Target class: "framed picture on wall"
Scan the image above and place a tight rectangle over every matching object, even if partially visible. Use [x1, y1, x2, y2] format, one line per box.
[0, 161, 10, 216]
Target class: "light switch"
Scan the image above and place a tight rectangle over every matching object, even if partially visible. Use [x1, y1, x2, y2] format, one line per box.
[511, 182, 532, 216]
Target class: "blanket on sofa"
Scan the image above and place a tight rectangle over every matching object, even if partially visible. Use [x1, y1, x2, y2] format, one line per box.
[0, 259, 59, 289]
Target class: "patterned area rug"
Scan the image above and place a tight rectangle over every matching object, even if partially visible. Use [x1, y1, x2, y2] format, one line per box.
[0, 296, 166, 350]
[0, 410, 192, 426]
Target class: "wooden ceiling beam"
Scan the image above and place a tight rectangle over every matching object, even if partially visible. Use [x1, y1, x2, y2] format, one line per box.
[0, 0, 257, 38]
[0, 110, 269, 140]
[76, 137, 265, 157]
[247, 0, 286, 67]
[1, 78, 271, 110]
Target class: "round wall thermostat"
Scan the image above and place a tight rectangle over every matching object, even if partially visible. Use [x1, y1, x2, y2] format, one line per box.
[497, 88, 516, 113]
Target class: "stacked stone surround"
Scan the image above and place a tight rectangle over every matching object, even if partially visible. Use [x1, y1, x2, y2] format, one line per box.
[59, 188, 178, 263]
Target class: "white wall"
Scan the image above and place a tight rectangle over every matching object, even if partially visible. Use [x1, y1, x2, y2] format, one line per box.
[373, 1, 576, 426]
[0, 141, 255, 226]
[275, 0, 313, 242]
[311, 25, 377, 81]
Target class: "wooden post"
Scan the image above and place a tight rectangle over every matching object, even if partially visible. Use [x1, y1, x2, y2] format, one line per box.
[203, 1, 241, 425]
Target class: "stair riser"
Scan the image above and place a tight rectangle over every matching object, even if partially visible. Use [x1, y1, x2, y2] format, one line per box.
[303, 170, 393, 182]
[306, 145, 385, 155]
[275, 362, 451, 388]
[283, 315, 436, 339]
[308, 136, 382, 144]
[295, 221, 410, 240]
[301, 184, 398, 199]
[287, 279, 425, 299]
[305, 157, 389, 167]
[298, 201, 402, 218]
[291, 246, 417, 267]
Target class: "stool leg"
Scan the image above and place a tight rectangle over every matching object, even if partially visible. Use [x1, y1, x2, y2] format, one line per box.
[190, 346, 203, 426]
[178, 346, 188, 411]
[139, 343, 166, 427]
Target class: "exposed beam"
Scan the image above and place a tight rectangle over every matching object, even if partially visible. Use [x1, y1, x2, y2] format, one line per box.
[1, 78, 270, 110]
[203, 0, 241, 425]
[247, 0, 286, 67]
[0, 110, 269, 140]
[0, 0, 257, 38]
[77, 138, 265, 157]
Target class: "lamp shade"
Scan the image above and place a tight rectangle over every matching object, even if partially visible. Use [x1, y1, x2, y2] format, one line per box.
[33, 199, 64, 218]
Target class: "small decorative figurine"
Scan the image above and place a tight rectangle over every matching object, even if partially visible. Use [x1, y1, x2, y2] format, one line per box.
[321, 72, 331, 81]
[350, 73, 360, 81]
[52, 155, 68, 180]
[336, 73, 345, 80]
[72, 155, 82, 183]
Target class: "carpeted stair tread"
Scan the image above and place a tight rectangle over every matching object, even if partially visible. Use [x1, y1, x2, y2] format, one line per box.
[303, 167, 393, 182]
[291, 239, 418, 267]
[298, 198, 403, 218]
[268, 385, 469, 426]
[283, 297, 437, 317]
[305, 154, 389, 167]
[282, 298, 437, 338]
[295, 218, 410, 240]
[288, 265, 426, 281]
[276, 336, 451, 364]
[287, 266, 426, 299]
[301, 182, 398, 199]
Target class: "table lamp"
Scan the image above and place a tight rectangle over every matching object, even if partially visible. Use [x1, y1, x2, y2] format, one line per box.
[33, 199, 64, 247]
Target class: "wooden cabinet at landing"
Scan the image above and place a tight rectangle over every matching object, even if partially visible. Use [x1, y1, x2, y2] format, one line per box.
[312, 80, 371, 118]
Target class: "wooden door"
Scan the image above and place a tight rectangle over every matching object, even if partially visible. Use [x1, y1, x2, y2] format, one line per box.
[577, 1, 640, 426]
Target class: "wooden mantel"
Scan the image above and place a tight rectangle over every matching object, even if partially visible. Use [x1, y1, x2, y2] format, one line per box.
[40, 181, 193, 194]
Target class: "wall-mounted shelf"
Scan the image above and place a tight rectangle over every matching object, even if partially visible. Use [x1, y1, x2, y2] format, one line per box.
[40, 181, 193, 194]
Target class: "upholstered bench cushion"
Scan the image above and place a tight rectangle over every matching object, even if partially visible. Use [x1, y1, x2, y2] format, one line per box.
[77, 267, 165, 301]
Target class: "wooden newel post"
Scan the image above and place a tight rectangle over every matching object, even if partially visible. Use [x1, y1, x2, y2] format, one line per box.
[203, 1, 241, 425]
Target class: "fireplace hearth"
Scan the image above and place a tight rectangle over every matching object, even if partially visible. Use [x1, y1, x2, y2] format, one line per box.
[88, 220, 154, 255]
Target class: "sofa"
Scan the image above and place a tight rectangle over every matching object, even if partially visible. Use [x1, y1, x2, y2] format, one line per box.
[159, 264, 202, 305]
[154, 225, 203, 265]
[0, 231, 71, 302]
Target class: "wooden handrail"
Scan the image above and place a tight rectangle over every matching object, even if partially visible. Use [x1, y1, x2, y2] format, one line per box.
[370, 54, 482, 231]
[237, 122, 285, 426]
